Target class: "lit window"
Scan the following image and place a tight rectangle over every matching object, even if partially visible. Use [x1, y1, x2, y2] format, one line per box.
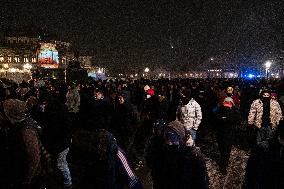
[14, 57, 20, 63]
[24, 58, 29, 62]
[0, 57, 3, 62]
[32, 58, 36, 63]
[8, 57, 12, 62]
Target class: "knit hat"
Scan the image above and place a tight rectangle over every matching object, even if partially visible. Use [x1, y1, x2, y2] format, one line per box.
[164, 120, 186, 146]
[165, 130, 180, 145]
[3, 99, 27, 124]
[271, 92, 277, 98]
[144, 85, 150, 92]
[223, 97, 234, 108]
[259, 88, 271, 97]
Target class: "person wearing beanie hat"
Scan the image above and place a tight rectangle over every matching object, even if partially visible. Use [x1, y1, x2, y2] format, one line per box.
[85, 86, 112, 131]
[245, 120, 284, 189]
[110, 92, 139, 152]
[2, 99, 42, 188]
[17, 81, 35, 101]
[145, 120, 209, 189]
[144, 85, 150, 92]
[164, 121, 186, 147]
[32, 94, 73, 188]
[215, 97, 241, 174]
[3, 99, 27, 124]
[248, 89, 282, 144]
[176, 87, 202, 145]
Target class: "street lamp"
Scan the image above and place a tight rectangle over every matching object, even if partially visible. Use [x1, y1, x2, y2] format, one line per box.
[265, 60, 272, 79]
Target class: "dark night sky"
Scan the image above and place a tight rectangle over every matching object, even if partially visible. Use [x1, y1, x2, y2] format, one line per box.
[1, 0, 284, 72]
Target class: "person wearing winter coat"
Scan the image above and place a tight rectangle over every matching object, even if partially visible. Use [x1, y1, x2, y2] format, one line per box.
[145, 120, 209, 189]
[244, 119, 284, 189]
[220, 86, 240, 107]
[33, 90, 73, 189]
[248, 89, 282, 144]
[110, 92, 139, 152]
[65, 83, 80, 113]
[167, 84, 180, 122]
[77, 128, 143, 189]
[86, 88, 112, 131]
[176, 88, 202, 144]
[215, 97, 241, 174]
[2, 99, 41, 189]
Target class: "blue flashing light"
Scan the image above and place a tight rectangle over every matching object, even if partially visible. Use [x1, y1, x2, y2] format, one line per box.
[248, 74, 255, 78]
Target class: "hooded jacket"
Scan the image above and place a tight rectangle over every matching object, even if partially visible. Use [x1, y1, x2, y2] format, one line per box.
[2, 99, 41, 186]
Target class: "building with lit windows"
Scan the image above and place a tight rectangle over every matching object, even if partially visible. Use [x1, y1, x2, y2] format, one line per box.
[0, 30, 76, 81]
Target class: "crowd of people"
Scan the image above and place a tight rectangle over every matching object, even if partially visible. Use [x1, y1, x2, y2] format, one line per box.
[0, 77, 284, 189]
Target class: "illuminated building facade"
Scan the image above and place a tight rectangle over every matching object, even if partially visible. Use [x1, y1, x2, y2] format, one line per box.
[0, 32, 75, 72]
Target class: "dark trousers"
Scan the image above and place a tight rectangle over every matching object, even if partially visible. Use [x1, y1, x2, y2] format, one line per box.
[217, 128, 234, 168]
[256, 125, 275, 144]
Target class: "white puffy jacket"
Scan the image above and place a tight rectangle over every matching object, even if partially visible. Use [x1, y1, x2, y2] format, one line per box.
[176, 98, 202, 130]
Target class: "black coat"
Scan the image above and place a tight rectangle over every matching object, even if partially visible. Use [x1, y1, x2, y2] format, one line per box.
[145, 136, 209, 189]
[245, 138, 284, 189]
[34, 99, 72, 155]
[87, 98, 113, 131]
[76, 129, 142, 189]
[215, 106, 241, 134]
[111, 102, 138, 133]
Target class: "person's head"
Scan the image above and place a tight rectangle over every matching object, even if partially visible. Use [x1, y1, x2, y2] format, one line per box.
[260, 89, 271, 102]
[118, 93, 126, 104]
[67, 82, 77, 90]
[226, 86, 234, 97]
[153, 119, 166, 136]
[37, 87, 50, 103]
[93, 129, 118, 160]
[271, 92, 277, 100]
[180, 88, 191, 105]
[144, 85, 150, 92]
[26, 96, 38, 112]
[164, 121, 186, 148]
[3, 99, 27, 124]
[19, 81, 30, 89]
[18, 81, 30, 95]
[94, 88, 104, 100]
[158, 94, 166, 102]
[109, 90, 117, 100]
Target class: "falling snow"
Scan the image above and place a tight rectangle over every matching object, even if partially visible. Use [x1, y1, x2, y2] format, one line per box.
[0, 0, 283, 72]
